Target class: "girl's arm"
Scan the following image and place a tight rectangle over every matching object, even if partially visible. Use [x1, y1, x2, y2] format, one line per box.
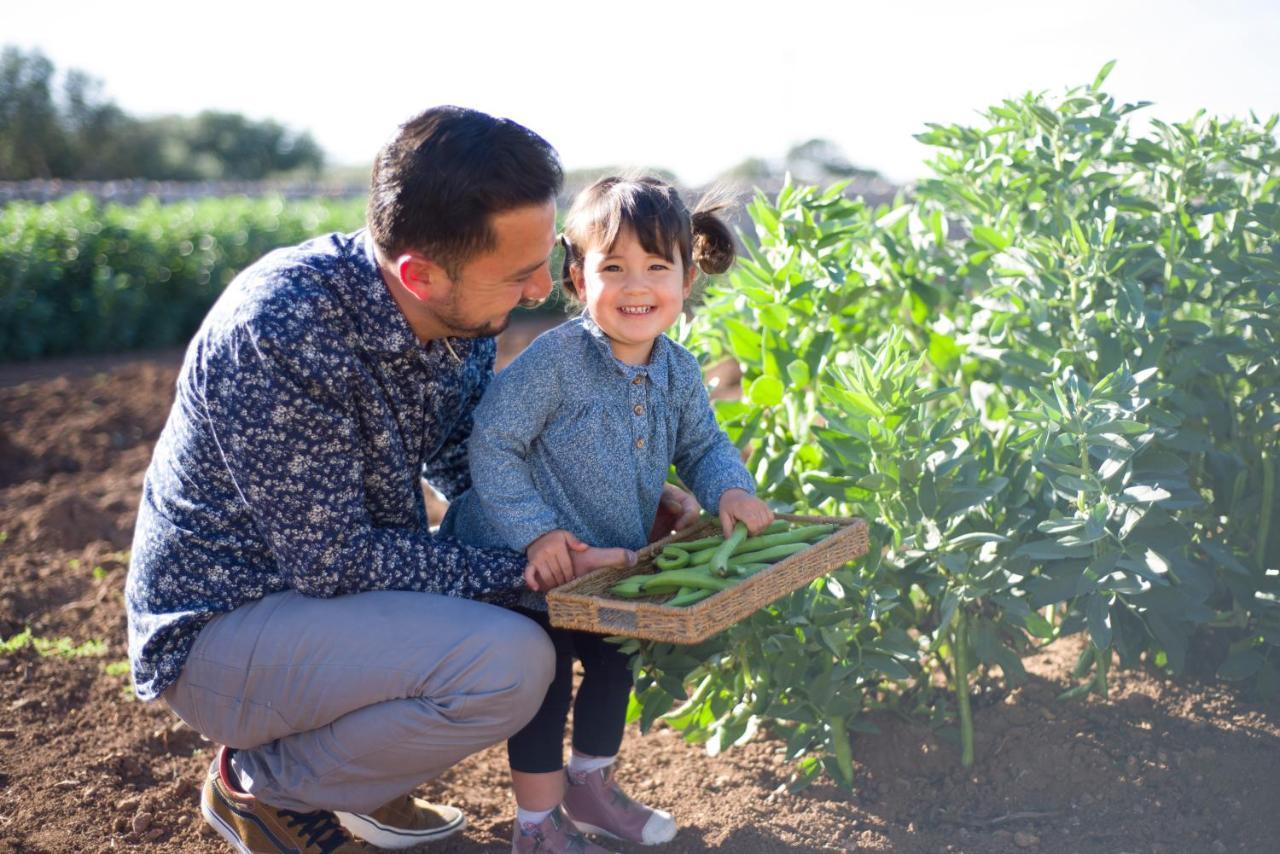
[468, 341, 564, 552]
[671, 356, 757, 515]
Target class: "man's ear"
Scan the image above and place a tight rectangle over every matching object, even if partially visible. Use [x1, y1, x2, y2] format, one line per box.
[395, 254, 446, 302]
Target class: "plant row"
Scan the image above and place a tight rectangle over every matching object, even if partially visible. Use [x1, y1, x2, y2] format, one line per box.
[0, 194, 365, 361]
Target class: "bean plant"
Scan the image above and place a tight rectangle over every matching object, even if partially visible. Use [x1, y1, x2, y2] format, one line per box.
[629, 64, 1280, 788]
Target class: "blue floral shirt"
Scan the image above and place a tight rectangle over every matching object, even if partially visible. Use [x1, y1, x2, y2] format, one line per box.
[125, 230, 528, 701]
[440, 314, 755, 607]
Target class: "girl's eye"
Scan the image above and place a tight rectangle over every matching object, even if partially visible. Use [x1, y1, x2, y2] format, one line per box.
[650, 263, 670, 271]
[602, 264, 622, 273]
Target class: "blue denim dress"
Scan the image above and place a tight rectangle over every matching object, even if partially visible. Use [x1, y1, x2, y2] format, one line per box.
[440, 314, 755, 605]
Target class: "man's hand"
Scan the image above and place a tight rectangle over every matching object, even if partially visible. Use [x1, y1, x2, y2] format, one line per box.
[648, 483, 701, 543]
[718, 488, 774, 537]
[571, 545, 637, 579]
[524, 529, 587, 592]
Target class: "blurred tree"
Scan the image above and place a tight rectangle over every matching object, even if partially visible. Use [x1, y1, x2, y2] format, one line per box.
[0, 45, 324, 180]
[0, 47, 71, 178]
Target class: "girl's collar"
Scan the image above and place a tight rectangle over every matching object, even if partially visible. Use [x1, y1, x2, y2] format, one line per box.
[579, 312, 668, 374]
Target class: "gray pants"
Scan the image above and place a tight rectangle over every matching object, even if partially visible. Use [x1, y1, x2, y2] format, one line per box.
[164, 590, 555, 813]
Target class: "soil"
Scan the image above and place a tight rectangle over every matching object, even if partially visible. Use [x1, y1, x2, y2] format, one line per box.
[2, 324, 1278, 854]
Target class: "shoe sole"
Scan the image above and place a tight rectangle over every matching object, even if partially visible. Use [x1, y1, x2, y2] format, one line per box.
[570, 819, 677, 846]
[201, 798, 253, 854]
[334, 809, 467, 848]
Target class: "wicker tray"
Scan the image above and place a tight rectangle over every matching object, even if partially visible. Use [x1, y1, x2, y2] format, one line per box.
[546, 513, 869, 643]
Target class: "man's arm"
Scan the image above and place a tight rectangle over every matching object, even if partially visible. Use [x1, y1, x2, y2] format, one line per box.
[203, 326, 526, 599]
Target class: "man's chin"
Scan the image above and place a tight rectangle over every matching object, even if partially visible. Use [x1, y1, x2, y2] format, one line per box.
[450, 316, 510, 338]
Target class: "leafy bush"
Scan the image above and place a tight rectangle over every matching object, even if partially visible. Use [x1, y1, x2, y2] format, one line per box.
[628, 65, 1280, 789]
[0, 194, 365, 360]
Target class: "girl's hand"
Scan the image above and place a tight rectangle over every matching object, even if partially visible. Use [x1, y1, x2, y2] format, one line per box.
[648, 483, 701, 542]
[717, 488, 774, 537]
[524, 529, 588, 592]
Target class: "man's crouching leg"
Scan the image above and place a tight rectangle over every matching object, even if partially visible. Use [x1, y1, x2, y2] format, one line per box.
[165, 590, 556, 849]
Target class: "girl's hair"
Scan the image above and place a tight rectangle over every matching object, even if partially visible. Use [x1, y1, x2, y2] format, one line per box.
[559, 175, 736, 299]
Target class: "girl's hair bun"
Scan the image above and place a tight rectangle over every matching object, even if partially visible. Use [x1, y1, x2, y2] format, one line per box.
[690, 205, 736, 275]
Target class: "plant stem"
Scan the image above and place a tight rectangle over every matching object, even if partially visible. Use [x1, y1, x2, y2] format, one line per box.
[829, 715, 854, 784]
[1092, 644, 1110, 697]
[1255, 450, 1274, 571]
[953, 610, 975, 767]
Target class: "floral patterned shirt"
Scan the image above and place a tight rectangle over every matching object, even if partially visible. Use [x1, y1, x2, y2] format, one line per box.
[125, 230, 528, 701]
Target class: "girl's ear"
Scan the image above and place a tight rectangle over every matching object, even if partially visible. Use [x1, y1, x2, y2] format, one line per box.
[568, 265, 585, 299]
[682, 264, 696, 299]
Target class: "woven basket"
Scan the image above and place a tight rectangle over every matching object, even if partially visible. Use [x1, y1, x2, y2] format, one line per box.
[546, 513, 869, 643]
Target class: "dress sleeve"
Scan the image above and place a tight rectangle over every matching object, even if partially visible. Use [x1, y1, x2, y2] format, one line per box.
[466, 340, 564, 551]
[671, 355, 757, 515]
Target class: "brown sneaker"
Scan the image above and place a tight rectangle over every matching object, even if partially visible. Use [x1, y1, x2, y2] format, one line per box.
[335, 793, 466, 848]
[201, 746, 369, 853]
[511, 806, 617, 853]
[562, 764, 676, 845]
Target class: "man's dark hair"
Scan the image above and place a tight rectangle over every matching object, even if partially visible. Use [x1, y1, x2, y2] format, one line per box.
[367, 106, 563, 277]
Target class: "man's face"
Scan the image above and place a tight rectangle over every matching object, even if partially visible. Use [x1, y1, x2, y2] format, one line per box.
[430, 200, 557, 338]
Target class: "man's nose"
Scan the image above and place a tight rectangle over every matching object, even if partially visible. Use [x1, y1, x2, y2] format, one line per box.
[523, 267, 553, 303]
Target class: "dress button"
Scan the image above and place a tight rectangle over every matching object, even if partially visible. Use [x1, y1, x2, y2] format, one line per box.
[632, 375, 644, 385]
[635, 437, 646, 449]
[633, 404, 644, 416]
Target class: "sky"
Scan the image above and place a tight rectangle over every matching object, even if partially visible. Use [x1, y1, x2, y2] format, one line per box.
[8, 0, 1280, 186]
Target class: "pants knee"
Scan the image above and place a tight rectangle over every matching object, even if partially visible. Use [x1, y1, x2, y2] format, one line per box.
[488, 612, 556, 732]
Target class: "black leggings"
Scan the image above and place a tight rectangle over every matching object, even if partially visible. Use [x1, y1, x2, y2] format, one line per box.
[506, 608, 634, 774]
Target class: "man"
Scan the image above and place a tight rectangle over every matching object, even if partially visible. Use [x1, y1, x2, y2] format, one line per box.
[125, 106, 697, 853]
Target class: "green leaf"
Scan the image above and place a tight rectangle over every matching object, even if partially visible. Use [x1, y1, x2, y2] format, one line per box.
[1218, 649, 1265, 681]
[747, 375, 784, 407]
[1024, 611, 1055, 640]
[971, 225, 1012, 250]
[1086, 594, 1113, 650]
[1092, 59, 1117, 91]
[722, 318, 761, 363]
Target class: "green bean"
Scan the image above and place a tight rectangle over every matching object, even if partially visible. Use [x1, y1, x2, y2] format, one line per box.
[640, 568, 732, 594]
[671, 520, 789, 552]
[654, 546, 690, 570]
[710, 522, 750, 577]
[726, 542, 809, 564]
[666, 586, 714, 607]
[688, 524, 833, 567]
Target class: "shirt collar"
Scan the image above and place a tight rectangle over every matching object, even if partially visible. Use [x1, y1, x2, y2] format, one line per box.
[579, 311, 669, 379]
[351, 230, 477, 365]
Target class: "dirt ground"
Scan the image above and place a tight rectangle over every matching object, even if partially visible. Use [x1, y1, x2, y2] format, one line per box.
[2, 326, 1279, 853]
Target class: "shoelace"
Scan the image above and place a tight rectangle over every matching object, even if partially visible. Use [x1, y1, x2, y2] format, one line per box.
[278, 808, 352, 852]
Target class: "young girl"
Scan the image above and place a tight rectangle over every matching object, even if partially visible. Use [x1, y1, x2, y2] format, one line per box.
[440, 176, 773, 853]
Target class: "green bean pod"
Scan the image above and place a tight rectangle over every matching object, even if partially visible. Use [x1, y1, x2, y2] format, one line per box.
[666, 586, 715, 607]
[640, 568, 733, 594]
[654, 546, 690, 570]
[709, 522, 750, 577]
[672, 520, 789, 552]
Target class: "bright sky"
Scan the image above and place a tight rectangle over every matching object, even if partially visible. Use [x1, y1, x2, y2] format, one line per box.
[9, 0, 1279, 186]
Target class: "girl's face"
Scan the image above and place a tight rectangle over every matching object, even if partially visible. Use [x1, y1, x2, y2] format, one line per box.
[571, 228, 694, 365]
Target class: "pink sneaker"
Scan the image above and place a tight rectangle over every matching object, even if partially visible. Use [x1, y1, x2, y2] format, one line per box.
[511, 806, 617, 854]
[562, 765, 676, 845]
